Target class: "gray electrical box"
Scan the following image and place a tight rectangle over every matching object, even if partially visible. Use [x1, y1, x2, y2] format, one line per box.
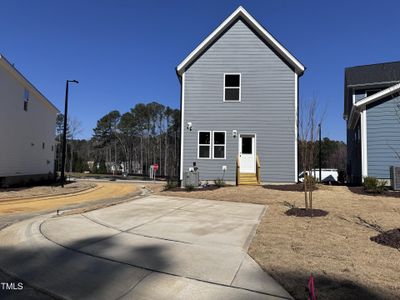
[183, 171, 200, 187]
[390, 166, 400, 191]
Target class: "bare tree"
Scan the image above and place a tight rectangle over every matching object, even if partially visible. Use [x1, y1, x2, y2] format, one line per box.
[68, 117, 83, 172]
[390, 94, 400, 160]
[299, 97, 323, 212]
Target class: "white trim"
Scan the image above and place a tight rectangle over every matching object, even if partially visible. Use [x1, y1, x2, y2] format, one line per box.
[294, 73, 298, 182]
[361, 109, 368, 179]
[348, 82, 400, 130]
[223, 73, 241, 102]
[176, 6, 305, 76]
[212, 131, 227, 159]
[0, 54, 59, 113]
[197, 130, 212, 159]
[355, 82, 400, 107]
[347, 104, 360, 129]
[179, 73, 185, 180]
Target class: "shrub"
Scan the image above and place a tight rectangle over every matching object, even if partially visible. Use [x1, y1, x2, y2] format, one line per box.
[363, 176, 387, 193]
[185, 184, 195, 191]
[164, 179, 178, 191]
[214, 178, 226, 187]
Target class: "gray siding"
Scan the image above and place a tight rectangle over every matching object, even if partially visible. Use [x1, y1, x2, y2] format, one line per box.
[367, 95, 400, 179]
[354, 90, 365, 102]
[182, 19, 296, 183]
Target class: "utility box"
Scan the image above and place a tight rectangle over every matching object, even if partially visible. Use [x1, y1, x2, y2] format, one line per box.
[183, 171, 200, 187]
[390, 166, 400, 191]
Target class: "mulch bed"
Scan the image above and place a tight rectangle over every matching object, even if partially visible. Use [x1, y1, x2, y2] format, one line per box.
[285, 207, 329, 217]
[348, 186, 400, 198]
[263, 183, 318, 192]
[370, 228, 400, 249]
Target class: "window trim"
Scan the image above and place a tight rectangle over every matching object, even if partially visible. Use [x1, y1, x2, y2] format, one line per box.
[223, 73, 241, 102]
[197, 131, 211, 159]
[212, 131, 226, 159]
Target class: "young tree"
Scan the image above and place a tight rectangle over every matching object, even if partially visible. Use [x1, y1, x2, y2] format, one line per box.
[299, 98, 323, 212]
[391, 94, 400, 160]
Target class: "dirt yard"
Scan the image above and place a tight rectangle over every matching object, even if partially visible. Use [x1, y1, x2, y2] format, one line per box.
[0, 181, 96, 200]
[0, 181, 140, 215]
[161, 185, 400, 300]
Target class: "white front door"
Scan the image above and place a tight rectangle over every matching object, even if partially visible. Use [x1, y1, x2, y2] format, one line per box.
[239, 134, 256, 173]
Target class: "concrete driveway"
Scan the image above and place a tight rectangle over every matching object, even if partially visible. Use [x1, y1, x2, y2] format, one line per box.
[0, 195, 292, 299]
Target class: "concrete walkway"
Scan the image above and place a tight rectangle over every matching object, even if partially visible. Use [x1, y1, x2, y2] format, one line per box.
[0, 195, 292, 299]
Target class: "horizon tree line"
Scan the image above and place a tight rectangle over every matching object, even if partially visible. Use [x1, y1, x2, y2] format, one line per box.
[55, 102, 180, 178]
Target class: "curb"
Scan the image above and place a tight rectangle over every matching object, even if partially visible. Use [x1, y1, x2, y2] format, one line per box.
[0, 184, 100, 203]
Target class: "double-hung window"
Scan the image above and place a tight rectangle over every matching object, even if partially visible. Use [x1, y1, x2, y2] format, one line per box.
[224, 74, 241, 102]
[198, 131, 211, 159]
[213, 131, 226, 159]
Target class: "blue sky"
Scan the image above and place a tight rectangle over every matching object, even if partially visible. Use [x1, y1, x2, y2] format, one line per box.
[1, 0, 399, 141]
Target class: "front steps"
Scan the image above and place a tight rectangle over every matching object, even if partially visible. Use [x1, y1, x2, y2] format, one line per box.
[239, 173, 259, 185]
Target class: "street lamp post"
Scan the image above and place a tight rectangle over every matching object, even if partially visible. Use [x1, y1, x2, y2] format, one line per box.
[319, 123, 322, 183]
[60, 80, 79, 187]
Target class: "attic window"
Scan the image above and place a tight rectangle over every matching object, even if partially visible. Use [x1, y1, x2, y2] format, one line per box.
[224, 74, 241, 102]
[23, 89, 29, 111]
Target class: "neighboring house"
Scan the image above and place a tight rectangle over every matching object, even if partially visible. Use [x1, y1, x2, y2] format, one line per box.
[344, 61, 400, 184]
[176, 6, 305, 185]
[0, 54, 59, 187]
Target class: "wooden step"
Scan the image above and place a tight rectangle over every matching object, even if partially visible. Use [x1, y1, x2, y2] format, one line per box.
[240, 173, 257, 177]
[240, 181, 259, 186]
[238, 173, 259, 185]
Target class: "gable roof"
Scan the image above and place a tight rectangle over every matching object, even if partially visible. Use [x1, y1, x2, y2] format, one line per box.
[355, 82, 400, 108]
[345, 61, 400, 87]
[344, 61, 400, 118]
[176, 6, 305, 76]
[0, 54, 59, 113]
[347, 82, 400, 129]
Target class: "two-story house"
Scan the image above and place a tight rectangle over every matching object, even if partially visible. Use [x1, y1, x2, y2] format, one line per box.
[177, 7, 305, 185]
[0, 54, 59, 187]
[344, 61, 400, 184]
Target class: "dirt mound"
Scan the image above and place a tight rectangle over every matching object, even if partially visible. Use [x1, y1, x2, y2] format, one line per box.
[370, 229, 400, 249]
[285, 208, 328, 217]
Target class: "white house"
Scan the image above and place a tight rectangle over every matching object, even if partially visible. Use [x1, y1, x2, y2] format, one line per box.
[0, 54, 59, 187]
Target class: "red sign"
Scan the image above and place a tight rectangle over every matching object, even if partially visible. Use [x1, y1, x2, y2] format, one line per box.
[153, 164, 159, 171]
